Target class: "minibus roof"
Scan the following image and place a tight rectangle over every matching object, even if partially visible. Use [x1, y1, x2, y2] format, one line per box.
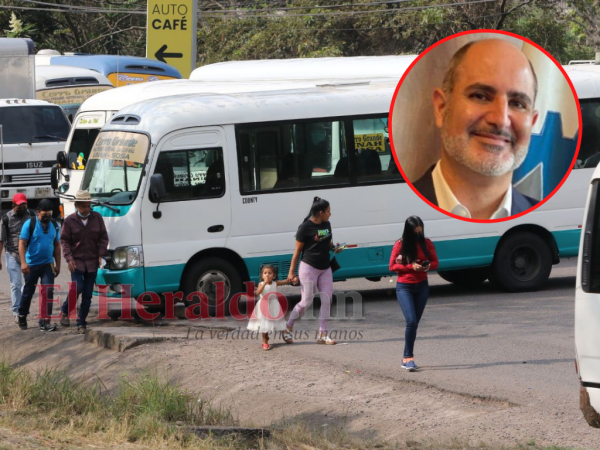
[35, 65, 112, 90]
[103, 82, 396, 141]
[190, 55, 417, 82]
[37, 54, 182, 78]
[563, 65, 600, 99]
[78, 78, 400, 113]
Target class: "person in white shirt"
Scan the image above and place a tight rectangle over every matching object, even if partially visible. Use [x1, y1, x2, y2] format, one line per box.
[413, 39, 540, 220]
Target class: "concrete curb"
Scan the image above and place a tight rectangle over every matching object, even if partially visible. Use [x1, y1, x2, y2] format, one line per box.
[84, 328, 188, 352]
[188, 426, 271, 439]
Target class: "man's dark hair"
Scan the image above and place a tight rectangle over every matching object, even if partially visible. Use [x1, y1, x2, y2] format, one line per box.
[442, 40, 538, 102]
[37, 199, 54, 212]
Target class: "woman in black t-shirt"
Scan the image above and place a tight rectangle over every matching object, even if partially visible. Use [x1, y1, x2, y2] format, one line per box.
[283, 197, 343, 345]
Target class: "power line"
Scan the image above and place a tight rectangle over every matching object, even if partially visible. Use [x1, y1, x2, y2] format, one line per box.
[1, 0, 502, 17]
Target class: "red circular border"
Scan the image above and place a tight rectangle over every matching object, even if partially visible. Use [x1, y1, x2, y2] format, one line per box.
[388, 29, 583, 224]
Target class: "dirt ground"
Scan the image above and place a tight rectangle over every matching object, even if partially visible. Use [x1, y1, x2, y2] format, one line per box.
[0, 285, 598, 449]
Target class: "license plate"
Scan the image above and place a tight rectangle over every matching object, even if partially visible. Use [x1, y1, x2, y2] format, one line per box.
[35, 187, 52, 198]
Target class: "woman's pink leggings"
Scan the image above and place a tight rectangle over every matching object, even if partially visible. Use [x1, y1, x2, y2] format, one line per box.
[287, 261, 333, 332]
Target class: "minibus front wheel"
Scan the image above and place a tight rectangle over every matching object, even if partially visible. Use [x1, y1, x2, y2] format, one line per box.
[182, 257, 243, 317]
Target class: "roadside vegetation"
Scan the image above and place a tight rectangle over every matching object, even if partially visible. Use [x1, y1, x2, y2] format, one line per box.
[0, 359, 580, 449]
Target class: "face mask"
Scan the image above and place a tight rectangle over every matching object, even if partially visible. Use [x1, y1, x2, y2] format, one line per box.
[15, 209, 26, 217]
[40, 215, 51, 223]
[77, 211, 90, 219]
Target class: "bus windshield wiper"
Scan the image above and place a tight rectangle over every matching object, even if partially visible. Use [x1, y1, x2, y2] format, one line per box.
[31, 135, 67, 141]
[91, 199, 120, 213]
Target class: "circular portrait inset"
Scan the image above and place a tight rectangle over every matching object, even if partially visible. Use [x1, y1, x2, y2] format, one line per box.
[390, 30, 580, 222]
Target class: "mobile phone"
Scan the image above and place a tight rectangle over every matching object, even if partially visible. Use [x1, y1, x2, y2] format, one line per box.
[421, 260, 431, 267]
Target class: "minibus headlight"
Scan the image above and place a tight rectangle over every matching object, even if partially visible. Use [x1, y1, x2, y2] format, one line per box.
[112, 247, 127, 270]
[126, 246, 143, 268]
[110, 246, 143, 270]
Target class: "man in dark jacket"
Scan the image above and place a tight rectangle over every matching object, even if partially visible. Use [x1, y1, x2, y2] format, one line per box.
[60, 190, 109, 333]
[0, 193, 34, 324]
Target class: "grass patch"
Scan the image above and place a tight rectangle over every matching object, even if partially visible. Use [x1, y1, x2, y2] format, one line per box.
[0, 359, 235, 448]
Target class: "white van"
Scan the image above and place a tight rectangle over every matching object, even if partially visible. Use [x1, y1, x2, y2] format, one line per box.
[575, 161, 600, 428]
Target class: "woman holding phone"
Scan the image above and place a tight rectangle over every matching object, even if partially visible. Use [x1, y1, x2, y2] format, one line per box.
[285, 197, 343, 345]
[389, 216, 438, 371]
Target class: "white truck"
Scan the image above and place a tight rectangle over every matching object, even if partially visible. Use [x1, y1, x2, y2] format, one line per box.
[0, 38, 70, 216]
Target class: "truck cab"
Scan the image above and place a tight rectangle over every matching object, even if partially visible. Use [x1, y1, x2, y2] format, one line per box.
[0, 99, 70, 216]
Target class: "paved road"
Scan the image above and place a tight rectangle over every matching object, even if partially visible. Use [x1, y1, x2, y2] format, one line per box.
[279, 259, 580, 411]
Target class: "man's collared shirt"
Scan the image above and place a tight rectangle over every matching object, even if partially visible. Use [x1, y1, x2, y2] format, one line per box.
[431, 161, 512, 220]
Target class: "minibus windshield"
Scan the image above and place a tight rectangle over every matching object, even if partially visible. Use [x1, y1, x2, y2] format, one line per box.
[81, 131, 149, 204]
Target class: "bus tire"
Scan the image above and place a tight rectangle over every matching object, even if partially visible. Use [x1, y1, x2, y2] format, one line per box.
[490, 232, 552, 292]
[438, 267, 488, 286]
[182, 258, 242, 317]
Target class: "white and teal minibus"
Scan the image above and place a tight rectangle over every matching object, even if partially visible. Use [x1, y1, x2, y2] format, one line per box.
[51, 79, 587, 311]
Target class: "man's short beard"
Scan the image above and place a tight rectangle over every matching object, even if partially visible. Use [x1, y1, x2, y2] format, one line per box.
[441, 128, 528, 177]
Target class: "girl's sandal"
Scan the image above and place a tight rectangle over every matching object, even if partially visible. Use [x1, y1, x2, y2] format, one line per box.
[262, 343, 271, 351]
[317, 334, 337, 345]
[282, 329, 294, 344]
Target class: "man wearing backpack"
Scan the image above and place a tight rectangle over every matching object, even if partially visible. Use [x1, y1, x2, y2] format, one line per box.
[0, 193, 34, 324]
[17, 199, 61, 331]
[59, 190, 108, 333]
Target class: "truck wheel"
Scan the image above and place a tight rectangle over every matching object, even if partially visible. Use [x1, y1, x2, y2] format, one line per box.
[182, 258, 242, 316]
[438, 267, 489, 286]
[490, 232, 552, 292]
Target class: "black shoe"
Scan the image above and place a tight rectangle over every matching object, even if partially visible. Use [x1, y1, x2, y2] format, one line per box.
[18, 315, 27, 330]
[40, 322, 57, 332]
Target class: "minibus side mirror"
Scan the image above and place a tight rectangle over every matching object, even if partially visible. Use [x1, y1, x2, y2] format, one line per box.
[51, 165, 60, 190]
[56, 151, 67, 168]
[149, 174, 166, 219]
[150, 174, 166, 202]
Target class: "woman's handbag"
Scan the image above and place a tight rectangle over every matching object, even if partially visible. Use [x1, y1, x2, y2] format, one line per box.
[330, 256, 341, 273]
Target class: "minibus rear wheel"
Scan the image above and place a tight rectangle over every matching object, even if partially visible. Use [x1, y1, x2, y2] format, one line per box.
[182, 258, 243, 317]
[489, 232, 552, 292]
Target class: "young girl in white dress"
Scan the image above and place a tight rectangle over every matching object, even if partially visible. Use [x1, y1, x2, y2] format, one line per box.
[247, 265, 290, 351]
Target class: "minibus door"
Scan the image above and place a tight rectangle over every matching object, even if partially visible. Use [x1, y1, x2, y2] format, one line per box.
[141, 127, 232, 295]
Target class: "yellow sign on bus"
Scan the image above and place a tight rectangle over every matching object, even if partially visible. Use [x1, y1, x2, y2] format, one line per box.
[107, 72, 177, 87]
[355, 133, 386, 153]
[36, 86, 113, 106]
[146, 0, 197, 78]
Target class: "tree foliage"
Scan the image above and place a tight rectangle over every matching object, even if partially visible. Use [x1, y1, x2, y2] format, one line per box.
[0, 0, 595, 65]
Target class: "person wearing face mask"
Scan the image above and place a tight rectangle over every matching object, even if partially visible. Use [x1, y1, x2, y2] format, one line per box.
[17, 199, 61, 331]
[59, 190, 108, 334]
[0, 193, 34, 324]
[389, 216, 438, 371]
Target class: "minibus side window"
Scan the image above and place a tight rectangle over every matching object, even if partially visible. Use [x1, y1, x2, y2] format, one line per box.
[152, 148, 225, 202]
[236, 119, 350, 193]
[577, 99, 600, 169]
[353, 117, 404, 183]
